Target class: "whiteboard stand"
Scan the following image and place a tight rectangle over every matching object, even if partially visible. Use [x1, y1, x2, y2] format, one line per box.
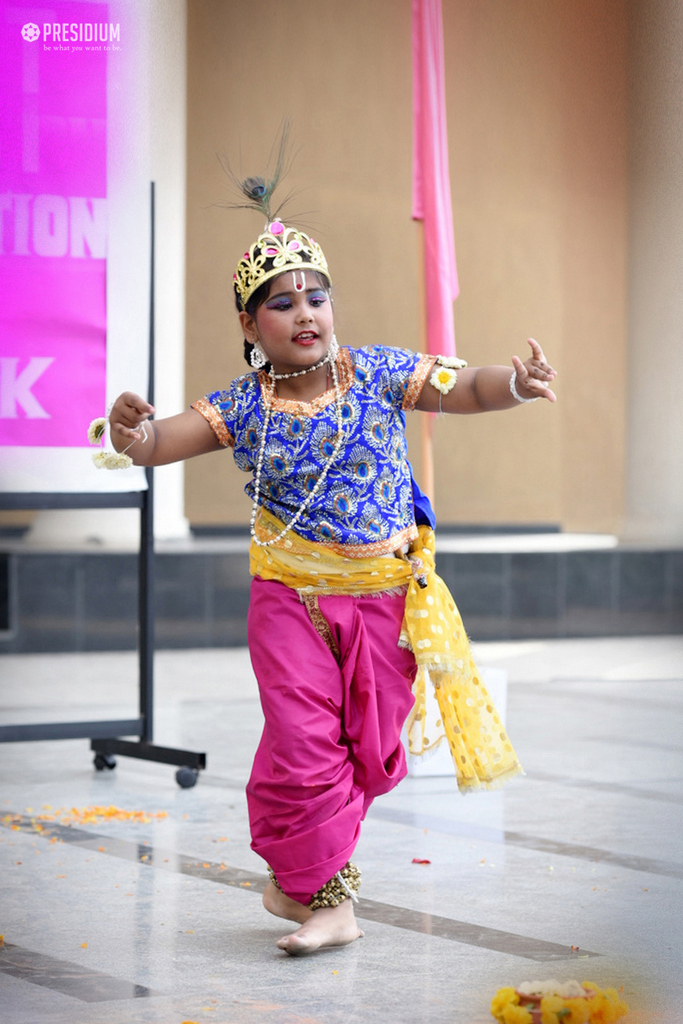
[0, 183, 207, 788]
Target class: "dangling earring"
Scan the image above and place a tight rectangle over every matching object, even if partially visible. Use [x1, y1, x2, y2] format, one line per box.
[328, 334, 339, 361]
[250, 340, 267, 370]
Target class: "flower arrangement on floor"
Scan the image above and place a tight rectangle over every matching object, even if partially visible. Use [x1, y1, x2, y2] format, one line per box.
[491, 979, 629, 1024]
[88, 416, 144, 469]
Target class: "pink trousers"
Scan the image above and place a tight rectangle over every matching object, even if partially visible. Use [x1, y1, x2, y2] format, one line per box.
[246, 577, 417, 905]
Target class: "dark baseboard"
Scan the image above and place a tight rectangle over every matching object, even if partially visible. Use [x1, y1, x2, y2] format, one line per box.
[1, 546, 681, 653]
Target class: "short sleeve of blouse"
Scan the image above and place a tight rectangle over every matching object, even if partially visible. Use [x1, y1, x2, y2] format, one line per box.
[356, 345, 433, 412]
[191, 376, 255, 448]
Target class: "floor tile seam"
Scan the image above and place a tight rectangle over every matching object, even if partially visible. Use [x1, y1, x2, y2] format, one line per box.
[0, 817, 262, 881]
[512, 677, 683, 685]
[353, 900, 602, 960]
[0, 697, 261, 712]
[502, 836, 683, 878]
[0, 942, 161, 1004]
[583, 736, 683, 753]
[521, 771, 683, 805]
[510, 690, 683, 712]
[6, 812, 681, 883]
[0, 813, 599, 961]
[198, 773, 252, 789]
[366, 807, 683, 878]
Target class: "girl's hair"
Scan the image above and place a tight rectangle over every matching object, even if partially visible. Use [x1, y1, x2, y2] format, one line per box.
[236, 270, 331, 368]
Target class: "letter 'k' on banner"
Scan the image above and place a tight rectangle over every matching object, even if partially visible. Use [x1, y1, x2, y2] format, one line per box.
[0, 1, 108, 448]
[412, 0, 459, 358]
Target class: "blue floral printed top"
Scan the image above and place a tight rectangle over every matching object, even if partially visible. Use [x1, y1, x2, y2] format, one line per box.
[192, 345, 433, 557]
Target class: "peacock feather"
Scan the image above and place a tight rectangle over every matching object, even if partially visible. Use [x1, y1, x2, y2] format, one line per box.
[219, 121, 298, 223]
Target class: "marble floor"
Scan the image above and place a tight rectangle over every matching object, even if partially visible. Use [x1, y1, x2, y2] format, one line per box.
[0, 636, 681, 1024]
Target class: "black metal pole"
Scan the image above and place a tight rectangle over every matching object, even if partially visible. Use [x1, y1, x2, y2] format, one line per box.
[139, 181, 156, 743]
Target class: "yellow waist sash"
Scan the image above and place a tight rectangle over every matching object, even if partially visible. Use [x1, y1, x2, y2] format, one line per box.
[250, 508, 523, 794]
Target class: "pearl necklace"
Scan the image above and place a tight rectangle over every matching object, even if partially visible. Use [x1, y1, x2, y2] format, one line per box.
[250, 353, 345, 548]
[269, 347, 335, 380]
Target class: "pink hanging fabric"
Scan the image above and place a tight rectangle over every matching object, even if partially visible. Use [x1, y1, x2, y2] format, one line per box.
[412, 0, 459, 357]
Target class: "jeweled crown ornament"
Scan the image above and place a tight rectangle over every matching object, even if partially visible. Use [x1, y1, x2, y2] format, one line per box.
[222, 122, 331, 309]
[233, 220, 331, 309]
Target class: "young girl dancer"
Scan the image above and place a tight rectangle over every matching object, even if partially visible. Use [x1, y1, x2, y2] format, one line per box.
[109, 216, 556, 956]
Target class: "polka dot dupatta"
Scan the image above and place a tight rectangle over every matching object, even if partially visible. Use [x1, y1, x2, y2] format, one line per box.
[399, 527, 523, 793]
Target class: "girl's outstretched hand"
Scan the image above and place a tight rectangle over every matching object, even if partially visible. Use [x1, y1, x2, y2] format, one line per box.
[511, 338, 557, 402]
[109, 392, 155, 442]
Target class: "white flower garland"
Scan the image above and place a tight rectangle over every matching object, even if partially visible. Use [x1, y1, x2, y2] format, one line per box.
[87, 417, 107, 445]
[435, 355, 468, 370]
[87, 416, 146, 470]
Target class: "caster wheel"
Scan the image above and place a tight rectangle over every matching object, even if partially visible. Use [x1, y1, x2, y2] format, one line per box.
[175, 767, 199, 789]
[93, 752, 117, 771]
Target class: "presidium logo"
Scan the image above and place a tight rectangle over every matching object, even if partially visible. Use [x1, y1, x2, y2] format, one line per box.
[21, 21, 120, 45]
[21, 23, 40, 42]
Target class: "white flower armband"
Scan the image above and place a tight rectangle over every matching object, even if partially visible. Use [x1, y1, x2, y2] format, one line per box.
[430, 365, 458, 394]
[428, 355, 467, 410]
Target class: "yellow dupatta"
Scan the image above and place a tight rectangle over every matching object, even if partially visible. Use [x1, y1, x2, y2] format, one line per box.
[250, 508, 523, 794]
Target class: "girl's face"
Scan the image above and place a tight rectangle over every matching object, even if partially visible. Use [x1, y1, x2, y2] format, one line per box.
[239, 271, 334, 374]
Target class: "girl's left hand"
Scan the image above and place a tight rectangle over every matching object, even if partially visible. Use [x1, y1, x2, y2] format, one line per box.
[511, 338, 557, 402]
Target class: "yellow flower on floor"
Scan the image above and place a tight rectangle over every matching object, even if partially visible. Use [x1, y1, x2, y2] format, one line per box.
[541, 995, 569, 1023]
[588, 998, 617, 1024]
[587, 989, 628, 1023]
[491, 987, 519, 1021]
[603, 989, 629, 1017]
[563, 997, 591, 1024]
[501, 1005, 533, 1024]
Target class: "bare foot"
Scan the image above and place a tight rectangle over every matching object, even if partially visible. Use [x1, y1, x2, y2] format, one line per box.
[276, 898, 364, 956]
[262, 880, 313, 925]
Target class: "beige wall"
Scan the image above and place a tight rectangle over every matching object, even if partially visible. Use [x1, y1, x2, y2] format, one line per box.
[184, 0, 628, 531]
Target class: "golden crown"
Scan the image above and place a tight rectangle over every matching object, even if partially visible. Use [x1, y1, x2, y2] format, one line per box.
[233, 220, 331, 309]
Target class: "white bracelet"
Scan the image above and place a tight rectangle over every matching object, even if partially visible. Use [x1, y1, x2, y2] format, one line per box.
[509, 369, 540, 403]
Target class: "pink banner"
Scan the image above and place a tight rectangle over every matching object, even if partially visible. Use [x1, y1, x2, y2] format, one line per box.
[412, 0, 458, 358]
[0, 0, 110, 447]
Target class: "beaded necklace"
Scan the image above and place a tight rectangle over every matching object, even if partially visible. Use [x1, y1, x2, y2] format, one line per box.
[249, 348, 344, 548]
